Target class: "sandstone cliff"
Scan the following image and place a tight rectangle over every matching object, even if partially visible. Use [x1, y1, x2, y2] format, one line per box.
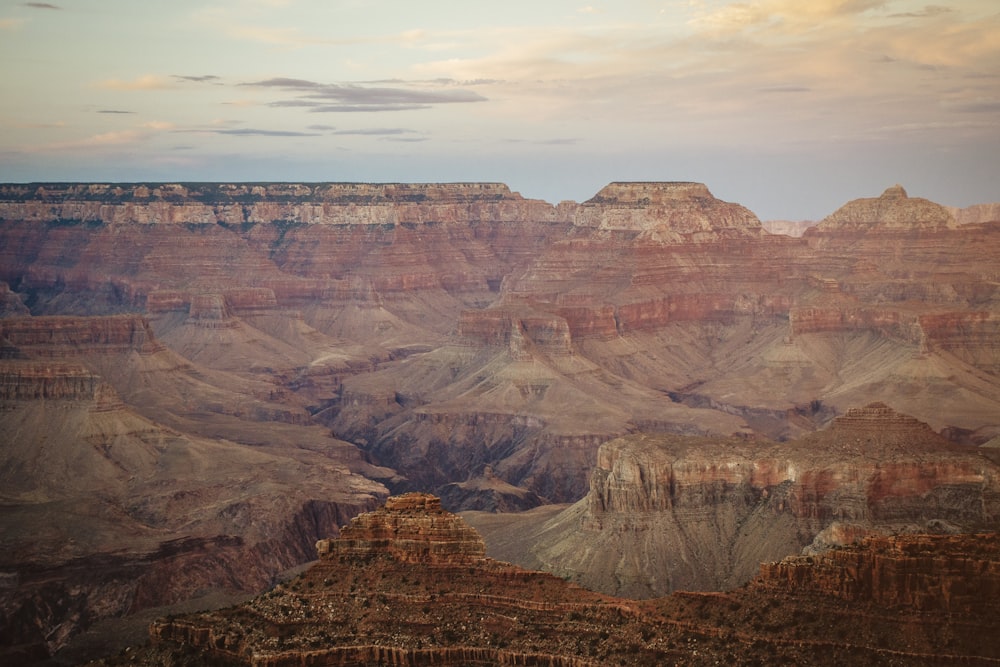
[2, 181, 999, 660]
[814, 184, 958, 231]
[0, 313, 390, 661]
[101, 494, 1000, 666]
[469, 404, 1000, 598]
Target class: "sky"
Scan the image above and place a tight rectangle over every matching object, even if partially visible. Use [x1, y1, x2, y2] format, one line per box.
[1, 0, 998, 220]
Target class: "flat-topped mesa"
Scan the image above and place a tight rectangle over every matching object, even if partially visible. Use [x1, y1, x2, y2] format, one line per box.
[574, 181, 764, 240]
[812, 184, 958, 231]
[0, 181, 563, 226]
[0, 182, 519, 204]
[316, 492, 487, 565]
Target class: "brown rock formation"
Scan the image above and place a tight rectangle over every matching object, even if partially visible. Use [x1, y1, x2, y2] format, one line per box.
[754, 532, 1000, 611]
[316, 492, 487, 564]
[815, 184, 958, 230]
[469, 404, 1000, 598]
[761, 219, 817, 237]
[1, 181, 999, 660]
[95, 495, 1000, 666]
[2, 180, 997, 506]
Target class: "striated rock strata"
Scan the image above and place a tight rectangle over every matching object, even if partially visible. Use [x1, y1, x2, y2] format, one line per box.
[471, 404, 1000, 598]
[2, 181, 998, 506]
[103, 494, 1000, 666]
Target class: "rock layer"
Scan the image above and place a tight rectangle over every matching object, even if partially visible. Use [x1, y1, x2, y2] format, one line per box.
[109, 495, 1000, 666]
[475, 404, 1000, 598]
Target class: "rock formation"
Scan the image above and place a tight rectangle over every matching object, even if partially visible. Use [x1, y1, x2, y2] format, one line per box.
[0, 312, 390, 662]
[467, 404, 1000, 598]
[1, 181, 999, 660]
[94, 494, 1000, 666]
[761, 219, 817, 237]
[815, 184, 958, 230]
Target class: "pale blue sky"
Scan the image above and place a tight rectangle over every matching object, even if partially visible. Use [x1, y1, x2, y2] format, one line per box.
[1, 0, 998, 219]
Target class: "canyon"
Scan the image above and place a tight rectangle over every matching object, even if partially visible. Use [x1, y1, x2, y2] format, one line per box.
[107, 493, 1000, 666]
[0, 180, 998, 661]
[467, 403, 1000, 598]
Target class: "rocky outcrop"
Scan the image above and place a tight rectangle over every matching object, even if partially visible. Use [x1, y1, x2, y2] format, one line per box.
[0, 182, 563, 226]
[815, 185, 957, 231]
[0, 360, 103, 401]
[316, 492, 486, 564]
[761, 219, 817, 237]
[105, 494, 1000, 666]
[0, 315, 163, 356]
[575, 182, 764, 241]
[755, 533, 1000, 611]
[482, 404, 1000, 598]
[948, 202, 1000, 225]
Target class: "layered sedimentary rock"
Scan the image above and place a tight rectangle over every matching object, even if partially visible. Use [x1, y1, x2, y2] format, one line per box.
[0, 313, 390, 662]
[108, 494, 1000, 666]
[471, 404, 1000, 598]
[3, 180, 999, 504]
[2, 181, 999, 661]
[754, 532, 1000, 611]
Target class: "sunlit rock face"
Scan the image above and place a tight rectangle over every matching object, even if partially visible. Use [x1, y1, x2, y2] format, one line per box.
[130, 495, 1000, 667]
[1, 181, 999, 661]
[505, 404, 1000, 598]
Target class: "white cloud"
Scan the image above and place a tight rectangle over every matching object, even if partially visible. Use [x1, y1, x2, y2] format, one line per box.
[96, 74, 174, 91]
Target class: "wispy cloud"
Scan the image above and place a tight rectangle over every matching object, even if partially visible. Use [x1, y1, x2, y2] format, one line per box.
[173, 127, 321, 138]
[331, 128, 416, 136]
[889, 5, 953, 19]
[244, 77, 487, 112]
[28, 129, 150, 152]
[214, 128, 321, 137]
[23, 2, 61, 9]
[96, 74, 174, 91]
[172, 74, 221, 83]
[98, 109, 135, 114]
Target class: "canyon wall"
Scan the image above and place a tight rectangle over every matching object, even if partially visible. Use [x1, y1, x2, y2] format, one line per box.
[127, 494, 1000, 666]
[488, 404, 1000, 598]
[1, 181, 999, 660]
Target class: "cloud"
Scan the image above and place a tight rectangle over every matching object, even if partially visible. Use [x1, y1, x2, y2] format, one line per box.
[694, 0, 888, 34]
[889, 5, 953, 19]
[757, 85, 812, 93]
[173, 74, 221, 83]
[23, 2, 61, 9]
[306, 124, 336, 131]
[210, 128, 322, 137]
[331, 128, 416, 136]
[244, 77, 487, 113]
[310, 104, 431, 113]
[29, 129, 150, 152]
[141, 121, 175, 130]
[97, 74, 174, 91]
[98, 109, 135, 114]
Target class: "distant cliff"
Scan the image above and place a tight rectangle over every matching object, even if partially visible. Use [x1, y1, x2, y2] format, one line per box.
[500, 404, 1000, 598]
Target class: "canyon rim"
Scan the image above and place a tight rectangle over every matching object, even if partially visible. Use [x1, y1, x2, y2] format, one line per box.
[0, 180, 998, 663]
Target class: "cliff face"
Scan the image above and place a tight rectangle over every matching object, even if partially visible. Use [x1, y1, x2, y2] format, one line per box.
[2, 181, 999, 661]
[114, 494, 1000, 666]
[754, 532, 1000, 611]
[488, 404, 1000, 598]
[0, 311, 390, 661]
[815, 185, 957, 231]
[2, 180, 998, 505]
